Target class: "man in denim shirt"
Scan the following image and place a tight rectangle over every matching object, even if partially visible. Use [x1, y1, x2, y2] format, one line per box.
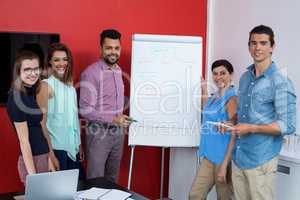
[231, 25, 296, 200]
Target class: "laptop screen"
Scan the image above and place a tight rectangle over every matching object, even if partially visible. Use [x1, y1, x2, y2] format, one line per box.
[25, 169, 79, 200]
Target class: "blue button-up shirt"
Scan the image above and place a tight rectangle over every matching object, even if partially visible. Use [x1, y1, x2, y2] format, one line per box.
[233, 62, 296, 169]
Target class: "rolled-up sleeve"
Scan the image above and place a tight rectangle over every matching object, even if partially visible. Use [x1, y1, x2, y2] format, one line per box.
[275, 78, 296, 135]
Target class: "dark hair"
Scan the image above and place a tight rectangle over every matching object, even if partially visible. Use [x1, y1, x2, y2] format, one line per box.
[100, 29, 121, 46]
[248, 25, 275, 47]
[12, 50, 41, 94]
[211, 59, 234, 74]
[47, 43, 73, 85]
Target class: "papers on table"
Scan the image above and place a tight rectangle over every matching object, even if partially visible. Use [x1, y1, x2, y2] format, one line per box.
[76, 187, 132, 200]
[99, 189, 132, 200]
[77, 188, 110, 199]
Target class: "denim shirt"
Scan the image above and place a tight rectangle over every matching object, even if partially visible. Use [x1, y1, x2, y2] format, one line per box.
[233, 62, 296, 169]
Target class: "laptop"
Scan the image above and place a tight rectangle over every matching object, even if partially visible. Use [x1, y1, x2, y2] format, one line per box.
[24, 169, 79, 200]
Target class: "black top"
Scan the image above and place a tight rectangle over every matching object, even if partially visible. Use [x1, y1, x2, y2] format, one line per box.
[6, 86, 49, 156]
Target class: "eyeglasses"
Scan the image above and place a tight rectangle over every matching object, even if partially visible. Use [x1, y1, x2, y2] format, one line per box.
[23, 67, 41, 75]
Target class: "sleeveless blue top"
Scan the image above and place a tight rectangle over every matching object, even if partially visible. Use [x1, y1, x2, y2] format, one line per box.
[198, 86, 236, 165]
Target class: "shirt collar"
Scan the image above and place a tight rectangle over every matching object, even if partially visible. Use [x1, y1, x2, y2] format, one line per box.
[247, 61, 277, 78]
[99, 59, 121, 71]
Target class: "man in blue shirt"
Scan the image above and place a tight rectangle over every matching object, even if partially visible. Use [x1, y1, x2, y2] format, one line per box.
[231, 25, 296, 200]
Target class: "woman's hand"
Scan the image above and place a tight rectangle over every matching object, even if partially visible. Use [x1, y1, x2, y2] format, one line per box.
[48, 157, 56, 172]
[217, 121, 234, 135]
[49, 151, 60, 171]
[201, 78, 208, 95]
[79, 145, 85, 162]
[217, 164, 227, 183]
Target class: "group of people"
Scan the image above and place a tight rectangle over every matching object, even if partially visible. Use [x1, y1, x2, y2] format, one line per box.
[6, 24, 296, 200]
[6, 29, 129, 185]
[190, 25, 296, 200]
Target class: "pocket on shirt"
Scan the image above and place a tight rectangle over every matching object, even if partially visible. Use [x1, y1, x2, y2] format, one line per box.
[249, 88, 275, 122]
[252, 88, 274, 113]
[253, 88, 273, 103]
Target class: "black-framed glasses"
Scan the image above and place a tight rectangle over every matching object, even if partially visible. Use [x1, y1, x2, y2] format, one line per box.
[23, 67, 41, 75]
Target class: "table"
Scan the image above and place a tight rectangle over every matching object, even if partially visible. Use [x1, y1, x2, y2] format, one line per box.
[0, 177, 149, 200]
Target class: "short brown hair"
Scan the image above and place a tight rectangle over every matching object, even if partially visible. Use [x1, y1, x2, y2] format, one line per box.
[12, 50, 41, 94]
[248, 25, 275, 47]
[47, 43, 73, 85]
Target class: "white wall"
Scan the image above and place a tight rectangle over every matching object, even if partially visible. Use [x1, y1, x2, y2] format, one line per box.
[169, 148, 198, 200]
[207, 0, 300, 134]
[169, 1, 300, 199]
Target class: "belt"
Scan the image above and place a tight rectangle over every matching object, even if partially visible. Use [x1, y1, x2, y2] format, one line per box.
[88, 121, 118, 130]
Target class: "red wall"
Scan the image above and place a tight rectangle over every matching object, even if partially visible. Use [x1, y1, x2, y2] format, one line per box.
[0, 0, 207, 198]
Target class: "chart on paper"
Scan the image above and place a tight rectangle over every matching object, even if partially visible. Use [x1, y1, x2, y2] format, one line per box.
[129, 34, 202, 147]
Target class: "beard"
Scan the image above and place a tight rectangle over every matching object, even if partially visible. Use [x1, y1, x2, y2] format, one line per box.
[103, 54, 120, 66]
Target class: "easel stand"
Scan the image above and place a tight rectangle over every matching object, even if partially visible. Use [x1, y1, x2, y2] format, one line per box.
[127, 145, 135, 190]
[128, 145, 171, 200]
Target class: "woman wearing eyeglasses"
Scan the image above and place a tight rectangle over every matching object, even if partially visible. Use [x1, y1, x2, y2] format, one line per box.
[37, 43, 85, 179]
[6, 51, 52, 184]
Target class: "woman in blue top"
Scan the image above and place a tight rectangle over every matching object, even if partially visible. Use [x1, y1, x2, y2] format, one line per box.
[37, 43, 85, 179]
[189, 59, 237, 200]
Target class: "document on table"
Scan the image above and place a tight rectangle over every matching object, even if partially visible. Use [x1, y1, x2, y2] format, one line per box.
[76, 187, 110, 199]
[76, 187, 131, 200]
[99, 189, 132, 200]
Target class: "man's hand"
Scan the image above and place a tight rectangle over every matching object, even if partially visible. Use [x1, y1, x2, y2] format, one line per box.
[231, 123, 254, 136]
[112, 114, 131, 127]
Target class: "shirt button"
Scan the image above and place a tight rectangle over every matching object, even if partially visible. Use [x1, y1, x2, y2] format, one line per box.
[251, 82, 255, 85]
[243, 115, 246, 118]
[248, 94, 251, 97]
[245, 104, 248, 107]
[237, 146, 240, 149]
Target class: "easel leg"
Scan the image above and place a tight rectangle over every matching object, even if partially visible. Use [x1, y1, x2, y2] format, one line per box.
[160, 147, 165, 200]
[128, 145, 135, 190]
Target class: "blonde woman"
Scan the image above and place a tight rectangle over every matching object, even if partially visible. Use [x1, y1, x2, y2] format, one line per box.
[6, 51, 52, 184]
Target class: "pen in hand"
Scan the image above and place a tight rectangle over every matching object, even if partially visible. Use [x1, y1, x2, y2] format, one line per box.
[127, 117, 138, 123]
